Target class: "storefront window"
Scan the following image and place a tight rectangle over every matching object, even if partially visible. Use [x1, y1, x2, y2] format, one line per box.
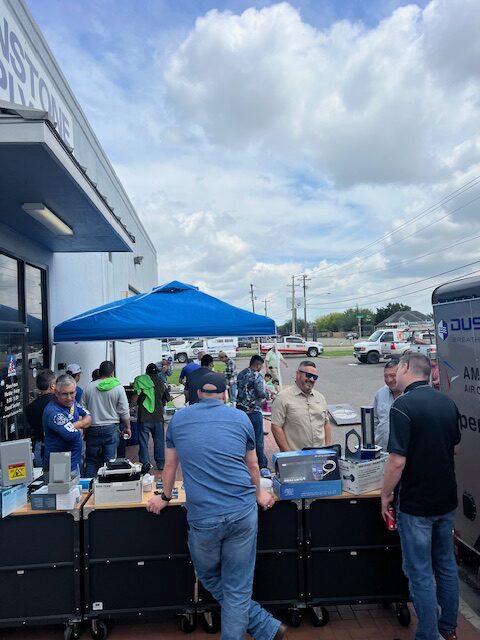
[25, 264, 47, 402]
[0, 254, 19, 322]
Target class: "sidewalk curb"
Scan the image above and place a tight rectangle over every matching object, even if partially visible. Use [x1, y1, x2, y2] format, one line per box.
[460, 596, 480, 631]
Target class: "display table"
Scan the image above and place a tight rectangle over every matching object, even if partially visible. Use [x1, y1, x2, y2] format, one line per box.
[0, 495, 88, 640]
[82, 482, 196, 638]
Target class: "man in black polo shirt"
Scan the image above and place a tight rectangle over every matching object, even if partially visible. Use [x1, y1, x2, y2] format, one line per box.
[381, 353, 461, 640]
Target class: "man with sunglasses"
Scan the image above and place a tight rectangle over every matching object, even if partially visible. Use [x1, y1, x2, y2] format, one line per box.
[271, 360, 332, 451]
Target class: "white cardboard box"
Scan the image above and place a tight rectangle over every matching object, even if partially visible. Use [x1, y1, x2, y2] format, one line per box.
[338, 454, 388, 494]
[0, 483, 28, 517]
[93, 479, 142, 505]
[31, 485, 81, 510]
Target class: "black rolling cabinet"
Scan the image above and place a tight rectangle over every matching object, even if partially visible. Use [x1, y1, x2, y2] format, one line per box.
[0, 502, 84, 640]
[82, 485, 196, 638]
[304, 494, 409, 606]
[253, 500, 304, 609]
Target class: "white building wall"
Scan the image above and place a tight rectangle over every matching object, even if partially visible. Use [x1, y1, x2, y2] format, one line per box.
[1, 0, 160, 384]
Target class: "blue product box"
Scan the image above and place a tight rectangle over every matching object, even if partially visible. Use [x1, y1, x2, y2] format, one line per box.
[273, 476, 342, 500]
[272, 449, 340, 483]
[0, 483, 28, 517]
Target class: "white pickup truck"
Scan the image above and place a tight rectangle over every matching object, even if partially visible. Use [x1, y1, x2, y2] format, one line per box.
[260, 336, 324, 358]
[353, 329, 410, 364]
[173, 337, 238, 363]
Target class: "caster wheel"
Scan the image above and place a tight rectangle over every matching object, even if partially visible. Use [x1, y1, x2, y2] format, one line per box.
[311, 606, 329, 627]
[202, 610, 221, 633]
[396, 603, 411, 627]
[179, 613, 197, 633]
[91, 620, 108, 640]
[288, 609, 302, 628]
[72, 623, 81, 640]
[64, 627, 73, 640]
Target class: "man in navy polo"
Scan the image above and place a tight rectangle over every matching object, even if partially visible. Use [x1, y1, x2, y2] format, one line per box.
[43, 374, 91, 472]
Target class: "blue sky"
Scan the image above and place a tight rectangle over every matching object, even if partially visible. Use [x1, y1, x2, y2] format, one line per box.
[26, 0, 480, 322]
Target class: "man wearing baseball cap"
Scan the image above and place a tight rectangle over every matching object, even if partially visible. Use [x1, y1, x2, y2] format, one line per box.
[66, 363, 83, 403]
[218, 350, 237, 405]
[147, 372, 286, 640]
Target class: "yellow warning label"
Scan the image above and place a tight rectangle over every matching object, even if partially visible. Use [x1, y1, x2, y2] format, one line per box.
[8, 462, 26, 481]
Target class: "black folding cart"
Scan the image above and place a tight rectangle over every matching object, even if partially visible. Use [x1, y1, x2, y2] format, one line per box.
[0, 502, 83, 640]
[82, 485, 196, 639]
[303, 493, 410, 627]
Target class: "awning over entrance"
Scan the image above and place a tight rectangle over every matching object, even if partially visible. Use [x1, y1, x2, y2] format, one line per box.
[0, 103, 134, 252]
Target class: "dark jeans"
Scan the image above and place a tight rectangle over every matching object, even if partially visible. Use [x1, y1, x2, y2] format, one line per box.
[85, 424, 120, 477]
[138, 421, 165, 470]
[248, 410, 268, 469]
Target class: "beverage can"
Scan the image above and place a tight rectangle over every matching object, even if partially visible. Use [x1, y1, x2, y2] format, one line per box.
[386, 505, 397, 531]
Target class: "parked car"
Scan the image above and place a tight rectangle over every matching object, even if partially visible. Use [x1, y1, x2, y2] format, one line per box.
[345, 332, 358, 340]
[237, 338, 252, 349]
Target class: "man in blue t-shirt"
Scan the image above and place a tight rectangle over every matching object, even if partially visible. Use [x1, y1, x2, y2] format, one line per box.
[147, 372, 285, 640]
[43, 374, 91, 472]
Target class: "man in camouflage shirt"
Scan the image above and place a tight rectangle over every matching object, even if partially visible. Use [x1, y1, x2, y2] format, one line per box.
[237, 355, 268, 470]
[218, 351, 237, 405]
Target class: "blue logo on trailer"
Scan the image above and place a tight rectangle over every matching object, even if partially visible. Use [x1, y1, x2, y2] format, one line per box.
[437, 320, 448, 341]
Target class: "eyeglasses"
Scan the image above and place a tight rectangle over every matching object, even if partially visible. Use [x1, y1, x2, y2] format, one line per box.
[298, 370, 318, 381]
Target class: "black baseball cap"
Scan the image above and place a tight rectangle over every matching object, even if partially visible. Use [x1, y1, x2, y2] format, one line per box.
[200, 372, 227, 393]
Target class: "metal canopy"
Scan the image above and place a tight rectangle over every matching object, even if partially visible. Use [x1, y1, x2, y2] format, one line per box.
[0, 105, 133, 252]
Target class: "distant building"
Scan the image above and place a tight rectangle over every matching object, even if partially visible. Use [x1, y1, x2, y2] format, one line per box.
[0, 0, 159, 442]
[377, 310, 432, 329]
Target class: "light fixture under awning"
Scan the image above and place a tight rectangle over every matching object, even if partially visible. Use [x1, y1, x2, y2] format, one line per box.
[22, 203, 73, 236]
[0, 105, 134, 253]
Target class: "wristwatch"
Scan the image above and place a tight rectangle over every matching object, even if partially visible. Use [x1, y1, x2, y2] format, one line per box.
[160, 491, 172, 503]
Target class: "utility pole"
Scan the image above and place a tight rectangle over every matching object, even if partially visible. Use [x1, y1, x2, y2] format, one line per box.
[263, 299, 269, 316]
[249, 284, 255, 313]
[291, 276, 297, 334]
[299, 275, 310, 339]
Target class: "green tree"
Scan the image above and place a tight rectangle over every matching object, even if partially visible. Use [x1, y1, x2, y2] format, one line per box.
[315, 312, 344, 332]
[374, 303, 411, 326]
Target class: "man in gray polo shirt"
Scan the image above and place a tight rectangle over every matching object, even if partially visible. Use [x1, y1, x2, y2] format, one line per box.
[372, 359, 401, 451]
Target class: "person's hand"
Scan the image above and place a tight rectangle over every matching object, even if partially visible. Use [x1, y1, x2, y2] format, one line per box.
[146, 494, 168, 515]
[257, 490, 275, 511]
[381, 493, 394, 521]
[121, 426, 132, 439]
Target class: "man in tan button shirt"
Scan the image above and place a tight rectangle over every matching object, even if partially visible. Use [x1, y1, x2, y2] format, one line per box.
[271, 361, 332, 451]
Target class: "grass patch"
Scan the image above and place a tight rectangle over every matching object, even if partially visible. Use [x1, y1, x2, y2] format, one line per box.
[320, 349, 354, 357]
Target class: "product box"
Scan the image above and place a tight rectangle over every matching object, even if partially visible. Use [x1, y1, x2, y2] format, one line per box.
[338, 453, 388, 494]
[273, 476, 342, 500]
[0, 483, 28, 517]
[272, 449, 342, 500]
[93, 479, 142, 505]
[31, 485, 81, 510]
[272, 449, 340, 483]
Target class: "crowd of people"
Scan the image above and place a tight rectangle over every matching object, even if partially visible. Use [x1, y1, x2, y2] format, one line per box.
[25, 348, 461, 640]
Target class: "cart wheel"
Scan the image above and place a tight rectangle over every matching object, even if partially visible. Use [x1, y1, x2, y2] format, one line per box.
[179, 613, 197, 633]
[64, 626, 73, 640]
[288, 609, 302, 628]
[91, 620, 108, 640]
[202, 610, 221, 633]
[311, 606, 330, 627]
[72, 623, 81, 640]
[395, 603, 411, 627]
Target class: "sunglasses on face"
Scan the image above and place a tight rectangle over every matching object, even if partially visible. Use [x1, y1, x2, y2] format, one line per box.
[298, 370, 318, 381]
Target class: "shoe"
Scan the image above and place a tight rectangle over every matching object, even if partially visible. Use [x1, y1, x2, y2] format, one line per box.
[440, 631, 457, 640]
[274, 623, 287, 640]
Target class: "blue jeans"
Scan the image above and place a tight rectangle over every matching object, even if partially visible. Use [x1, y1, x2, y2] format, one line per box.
[138, 421, 165, 470]
[33, 440, 44, 468]
[248, 410, 268, 469]
[84, 424, 120, 477]
[228, 383, 238, 405]
[397, 509, 458, 640]
[188, 505, 280, 640]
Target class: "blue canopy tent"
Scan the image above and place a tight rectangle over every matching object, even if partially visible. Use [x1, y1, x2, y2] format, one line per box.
[54, 280, 276, 342]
